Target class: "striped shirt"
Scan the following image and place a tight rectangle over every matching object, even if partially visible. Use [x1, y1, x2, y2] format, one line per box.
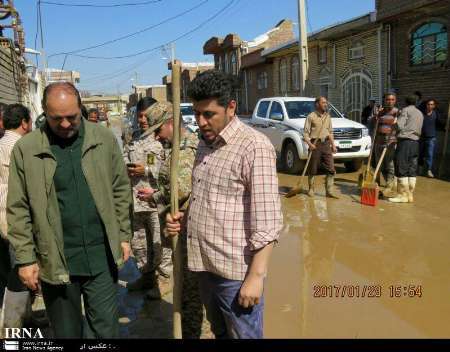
[0, 130, 22, 238]
[186, 117, 283, 281]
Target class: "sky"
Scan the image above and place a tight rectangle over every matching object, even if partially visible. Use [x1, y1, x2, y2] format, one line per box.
[13, 0, 375, 95]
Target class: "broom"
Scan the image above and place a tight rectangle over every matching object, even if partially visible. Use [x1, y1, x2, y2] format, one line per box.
[358, 113, 380, 188]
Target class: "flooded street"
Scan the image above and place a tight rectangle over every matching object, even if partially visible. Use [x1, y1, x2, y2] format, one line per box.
[266, 170, 450, 338]
[109, 122, 450, 338]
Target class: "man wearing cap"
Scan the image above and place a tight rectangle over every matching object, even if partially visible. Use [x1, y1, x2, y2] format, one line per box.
[124, 97, 170, 293]
[137, 101, 207, 337]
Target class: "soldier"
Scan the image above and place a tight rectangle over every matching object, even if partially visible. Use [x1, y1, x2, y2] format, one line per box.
[304, 96, 339, 198]
[124, 98, 171, 293]
[137, 102, 210, 338]
[370, 93, 399, 198]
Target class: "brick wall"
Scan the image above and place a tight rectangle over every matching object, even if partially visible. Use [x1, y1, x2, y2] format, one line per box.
[0, 39, 25, 105]
[388, 1, 450, 115]
[376, 0, 439, 20]
[243, 63, 273, 114]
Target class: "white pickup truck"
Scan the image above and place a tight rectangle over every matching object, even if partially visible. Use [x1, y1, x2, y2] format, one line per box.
[248, 97, 371, 174]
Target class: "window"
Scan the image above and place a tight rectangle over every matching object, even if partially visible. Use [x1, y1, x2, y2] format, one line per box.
[256, 101, 270, 118]
[269, 101, 284, 120]
[291, 56, 300, 90]
[257, 71, 268, 90]
[349, 42, 364, 59]
[230, 51, 238, 75]
[411, 22, 448, 65]
[279, 59, 288, 95]
[319, 47, 327, 63]
[342, 73, 372, 122]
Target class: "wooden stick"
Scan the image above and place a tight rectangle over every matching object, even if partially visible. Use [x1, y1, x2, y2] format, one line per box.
[373, 146, 387, 181]
[170, 61, 183, 339]
[438, 102, 450, 178]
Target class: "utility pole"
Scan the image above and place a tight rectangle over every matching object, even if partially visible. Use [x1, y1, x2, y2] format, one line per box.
[297, 0, 309, 96]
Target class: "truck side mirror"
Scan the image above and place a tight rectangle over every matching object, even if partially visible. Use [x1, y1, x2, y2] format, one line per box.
[270, 112, 284, 121]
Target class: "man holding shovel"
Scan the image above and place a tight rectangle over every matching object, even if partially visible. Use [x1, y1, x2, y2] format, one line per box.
[370, 93, 399, 198]
[304, 96, 339, 199]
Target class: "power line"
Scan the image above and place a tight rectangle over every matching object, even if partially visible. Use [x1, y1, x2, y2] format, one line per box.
[64, 0, 235, 60]
[78, 0, 235, 86]
[48, 0, 209, 58]
[41, 0, 162, 8]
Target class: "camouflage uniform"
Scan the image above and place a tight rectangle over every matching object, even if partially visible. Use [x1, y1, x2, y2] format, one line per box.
[145, 102, 212, 338]
[124, 130, 171, 275]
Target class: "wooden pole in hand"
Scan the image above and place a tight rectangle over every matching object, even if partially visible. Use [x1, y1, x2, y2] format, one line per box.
[438, 102, 450, 178]
[170, 60, 183, 339]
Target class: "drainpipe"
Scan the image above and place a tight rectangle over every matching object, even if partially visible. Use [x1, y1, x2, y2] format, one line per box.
[333, 43, 337, 89]
[387, 24, 391, 90]
[244, 69, 249, 114]
[377, 25, 383, 104]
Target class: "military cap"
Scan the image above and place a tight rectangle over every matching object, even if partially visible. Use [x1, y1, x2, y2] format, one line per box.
[144, 101, 174, 134]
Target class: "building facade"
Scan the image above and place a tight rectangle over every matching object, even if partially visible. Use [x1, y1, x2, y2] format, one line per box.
[82, 95, 128, 118]
[376, 0, 449, 113]
[44, 68, 80, 85]
[180, 62, 214, 103]
[203, 19, 295, 113]
[262, 12, 389, 123]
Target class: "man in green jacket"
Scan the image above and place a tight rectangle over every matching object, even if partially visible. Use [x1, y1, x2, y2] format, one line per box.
[7, 82, 132, 338]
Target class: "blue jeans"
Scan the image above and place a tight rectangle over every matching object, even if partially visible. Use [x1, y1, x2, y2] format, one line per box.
[197, 272, 264, 339]
[420, 137, 436, 171]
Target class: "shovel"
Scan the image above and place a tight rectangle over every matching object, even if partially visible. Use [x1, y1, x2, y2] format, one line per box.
[359, 114, 379, 187]
[285, 150, 314, 198]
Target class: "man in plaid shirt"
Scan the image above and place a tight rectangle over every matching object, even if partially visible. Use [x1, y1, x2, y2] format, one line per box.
[167, 70, 283, 338]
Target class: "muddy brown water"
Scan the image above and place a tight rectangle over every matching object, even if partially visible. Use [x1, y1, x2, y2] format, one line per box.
[266, 171, 450, 338]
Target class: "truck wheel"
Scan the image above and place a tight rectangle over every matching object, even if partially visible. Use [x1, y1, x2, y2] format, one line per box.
[344, 159, 363, 172]
[283, 143, 302, 174]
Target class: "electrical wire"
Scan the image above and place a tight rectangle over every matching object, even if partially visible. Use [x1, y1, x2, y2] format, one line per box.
[63, 0, 235, 60]
[41, 0, 162, 8]
[78, 0, 235, 87]
[48, 0, 209, 58]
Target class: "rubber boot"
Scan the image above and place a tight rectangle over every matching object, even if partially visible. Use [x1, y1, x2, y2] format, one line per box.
[408, 177, 417, 203]
[0, 289, 31, 336]
[382, 177, 397, 198]
[388, 177, 409, 203]
[307, 176, 315, 197]
[325, 174, 339, 199]
[127, 272, 156, 291]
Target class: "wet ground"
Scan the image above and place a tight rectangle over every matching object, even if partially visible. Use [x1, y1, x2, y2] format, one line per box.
[266, 169, 450, 338]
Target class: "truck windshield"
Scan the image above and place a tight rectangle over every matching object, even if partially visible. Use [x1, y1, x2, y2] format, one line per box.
[285, 101, 342, 119]
[181, 105, 194, 115]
